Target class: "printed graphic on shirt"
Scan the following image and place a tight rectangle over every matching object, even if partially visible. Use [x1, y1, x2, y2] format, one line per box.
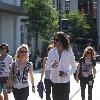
[0, 61, 6, 76]
[82, 62, 92, 77]
[12, 62, 31, 84]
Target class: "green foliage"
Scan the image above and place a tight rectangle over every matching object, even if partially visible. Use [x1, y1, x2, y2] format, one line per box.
[24, 0, 58, 40]
[65, 11, 90, 37]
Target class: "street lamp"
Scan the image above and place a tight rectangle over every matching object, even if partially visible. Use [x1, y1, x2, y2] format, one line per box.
[65, 0, 70, 13]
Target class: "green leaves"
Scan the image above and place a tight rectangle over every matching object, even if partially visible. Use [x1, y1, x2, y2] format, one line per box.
[66, 11, 90, 38]
[24, 0, 58, 40]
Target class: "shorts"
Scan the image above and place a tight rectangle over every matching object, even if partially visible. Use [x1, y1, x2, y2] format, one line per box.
[0, 82, 7, 94]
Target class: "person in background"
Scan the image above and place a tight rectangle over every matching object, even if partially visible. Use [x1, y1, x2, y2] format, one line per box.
[76, 46, 96, 100]
[35, 48, 41, 69]
[40, 44, 54, 100]
[46, 32, 77, 100]
[28, 43, 33, 62]
[0, 43, 13, 100]
[11, 44, 35, 100]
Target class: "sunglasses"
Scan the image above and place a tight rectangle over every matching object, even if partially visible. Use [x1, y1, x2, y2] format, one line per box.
[1, 47, 7, 50]
[87, 52, 92, 54]
[54, 38, 59, 42]
[20, 51, 28, 53]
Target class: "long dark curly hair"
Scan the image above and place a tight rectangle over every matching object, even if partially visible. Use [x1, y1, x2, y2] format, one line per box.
[54, 31, 70, 51]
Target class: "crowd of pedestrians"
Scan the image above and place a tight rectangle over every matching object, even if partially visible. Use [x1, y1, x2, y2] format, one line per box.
[0, 31, 97, 100]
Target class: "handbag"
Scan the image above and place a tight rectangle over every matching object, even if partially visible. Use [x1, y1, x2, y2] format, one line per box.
[37, 81, 45, 99]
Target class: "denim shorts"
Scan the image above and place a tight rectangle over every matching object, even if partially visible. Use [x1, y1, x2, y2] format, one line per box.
[0, 82, 7, 94]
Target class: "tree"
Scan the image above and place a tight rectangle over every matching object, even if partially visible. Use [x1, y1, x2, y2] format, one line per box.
[24, 0, 58, 40]
[64, 11, 90, 38]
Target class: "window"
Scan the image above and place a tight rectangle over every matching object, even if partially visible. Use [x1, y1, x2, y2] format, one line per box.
[20, 0, 25, 7]
[92, 0, 97, 18]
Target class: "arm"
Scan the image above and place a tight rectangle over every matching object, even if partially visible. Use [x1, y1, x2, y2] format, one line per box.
[93, 66, 96, 79]
[75, 63, 80, 82]
[28, 63, 35, 93]
[45, 50, 53, 70]
[67, 50, 77, 75]
[9, 57, 13, 76]
[92, 59, 96, 79]
[40, 58, 46, 81]
[9, 56, 13, 70]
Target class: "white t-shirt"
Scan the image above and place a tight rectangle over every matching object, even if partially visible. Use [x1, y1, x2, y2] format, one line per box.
[0, 54, 13, 77]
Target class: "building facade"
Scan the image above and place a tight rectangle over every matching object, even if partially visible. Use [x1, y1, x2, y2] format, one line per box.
[0, 0, 24, 55]
[52, 0, 99, 47]
[0, 0, 100, 56]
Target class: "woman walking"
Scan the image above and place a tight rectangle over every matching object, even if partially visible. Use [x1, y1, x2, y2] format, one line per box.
[40, 44, 53, 100]
[76, 46, 96, 100]
[46, 32, 77, 100]
[0, 43, 13, 100]
[11, 44, 35, 100]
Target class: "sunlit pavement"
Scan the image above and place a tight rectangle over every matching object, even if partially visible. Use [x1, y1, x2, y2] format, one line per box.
[8, 63, 100, 100]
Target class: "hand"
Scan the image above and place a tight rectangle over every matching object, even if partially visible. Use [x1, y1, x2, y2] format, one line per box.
[61, 73, 68, 77]
[93, 74, 96, 79]
[76, 77, 79, 83]
[32, 86, 35, 93]
[59, 71, 68, 77]
[40, 79, 42, 82]
[51, 61, 59, 68]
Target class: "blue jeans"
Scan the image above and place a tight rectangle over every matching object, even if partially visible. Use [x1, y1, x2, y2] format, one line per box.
[13, 86, 29, 100]
[0, 83, 7, 94]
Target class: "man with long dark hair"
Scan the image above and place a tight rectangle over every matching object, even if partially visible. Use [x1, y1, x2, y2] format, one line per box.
[46, 32, 77, 100]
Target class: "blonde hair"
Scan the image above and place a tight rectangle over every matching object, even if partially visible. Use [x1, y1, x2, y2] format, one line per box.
[83, 46, 96, 58]
[15, 44, 29, 61]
